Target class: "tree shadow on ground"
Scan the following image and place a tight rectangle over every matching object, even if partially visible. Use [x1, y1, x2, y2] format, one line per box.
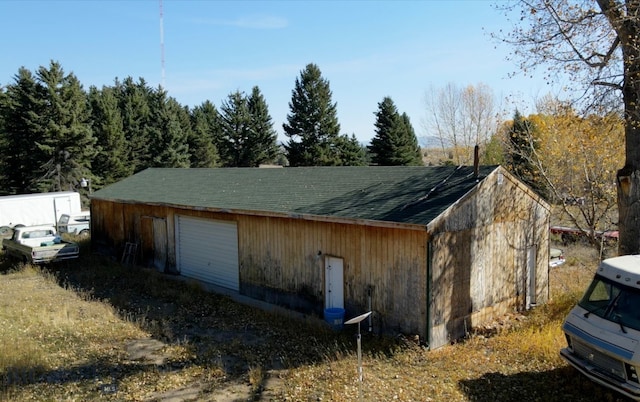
[1, 355, 186, 395]
[8, 251, 397, 398]
[459, 365, 632, 402]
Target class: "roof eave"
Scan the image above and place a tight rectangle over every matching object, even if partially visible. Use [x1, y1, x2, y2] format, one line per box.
[95, 197, 428, 231]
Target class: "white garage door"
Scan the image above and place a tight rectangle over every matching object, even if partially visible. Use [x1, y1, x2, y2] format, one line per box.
[175, 215, 239, 291]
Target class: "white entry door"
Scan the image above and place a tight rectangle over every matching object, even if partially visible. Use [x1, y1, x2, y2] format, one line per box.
[526, 245, 537, 308]
[324, 256, 344, 309]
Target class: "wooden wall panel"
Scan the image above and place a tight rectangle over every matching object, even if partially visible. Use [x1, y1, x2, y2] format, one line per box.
[91, 167, 547, 349]
[428, 169, 550, 349]
[235, 215, 428, 337]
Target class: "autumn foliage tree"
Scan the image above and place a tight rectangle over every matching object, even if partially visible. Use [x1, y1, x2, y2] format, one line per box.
[498, 0, 640, 254]
[533, 105, 623, 245]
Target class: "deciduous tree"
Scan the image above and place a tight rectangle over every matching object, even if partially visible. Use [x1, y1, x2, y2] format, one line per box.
[423, 83, 497, 165]
[537, 105, 622, 246]
[498, 0, 640, 254]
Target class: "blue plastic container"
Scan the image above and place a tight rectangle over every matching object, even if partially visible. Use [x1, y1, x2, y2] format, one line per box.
[324, 307, 345, 330]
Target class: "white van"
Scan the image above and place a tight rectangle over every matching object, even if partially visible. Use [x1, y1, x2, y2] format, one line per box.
[57, 211, 90, 237]
[561, 255, 640, 400]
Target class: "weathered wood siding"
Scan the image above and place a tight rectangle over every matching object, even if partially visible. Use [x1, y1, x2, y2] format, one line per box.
[91, 166, 548, 349]
[427, 168, 549, 349]
[237, 216, 428, 337]
[91, 199, 429, 337]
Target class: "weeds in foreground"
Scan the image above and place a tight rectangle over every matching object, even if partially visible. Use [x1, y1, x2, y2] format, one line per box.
[0, 244, 629, 401]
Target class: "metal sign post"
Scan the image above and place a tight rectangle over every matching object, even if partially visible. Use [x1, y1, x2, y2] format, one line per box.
[344, 311, 372, 383]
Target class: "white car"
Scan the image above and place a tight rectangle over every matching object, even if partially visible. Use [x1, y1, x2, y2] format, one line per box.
[549, 248, 566, 268]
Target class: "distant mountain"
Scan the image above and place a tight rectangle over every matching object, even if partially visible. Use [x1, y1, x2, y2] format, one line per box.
[418, 136, 451, 149]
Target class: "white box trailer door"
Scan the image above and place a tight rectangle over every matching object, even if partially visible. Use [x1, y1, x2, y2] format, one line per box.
[0, 191, 80, 228]
[54, 194, 77, 226]
[175, 215, 239, 291]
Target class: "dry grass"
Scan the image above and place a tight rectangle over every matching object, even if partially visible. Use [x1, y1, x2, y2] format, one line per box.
[0, 240, 631, 401]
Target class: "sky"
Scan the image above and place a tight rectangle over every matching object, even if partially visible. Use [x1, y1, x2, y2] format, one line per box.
[0, 0, 555, 144]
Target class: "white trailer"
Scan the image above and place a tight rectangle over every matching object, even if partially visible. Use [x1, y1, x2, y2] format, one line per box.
[0, 192, 82, 237]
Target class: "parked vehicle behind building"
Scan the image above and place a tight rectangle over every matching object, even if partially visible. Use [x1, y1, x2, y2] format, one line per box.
[57, 212, 90, 237]
[561, 255, 640, 401]
[2, 225, 80, 264]
[549, 248, 566, 268]
[0, 192, 83, 238]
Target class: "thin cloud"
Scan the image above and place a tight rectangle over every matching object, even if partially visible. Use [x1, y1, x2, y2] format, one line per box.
[166, 63, 300, 101]
[191, 15, 288, 29]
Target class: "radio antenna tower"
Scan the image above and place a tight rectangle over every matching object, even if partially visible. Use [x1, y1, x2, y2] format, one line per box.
[159, 0, 166, 88]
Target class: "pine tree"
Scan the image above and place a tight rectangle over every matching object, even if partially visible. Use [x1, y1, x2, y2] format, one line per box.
[35, 61, 96, 192]
[218, 90, 251, 167]
[88, 85, 131, 187]
[335, 134, 367, 166]
[0, 67, 47, 193]
[189, 101, 220, 168]
[115, 77, 152, 173]
[506, 110, 546, 197]
[247, 86, 280, 166]
[147, 90, 190, 168]
[368, 97, 422, 166]
[0, 85, 6, 193]
[219, 88, 280, 167]
[399, 112, 423, 166]
[283, 63, 341, 166]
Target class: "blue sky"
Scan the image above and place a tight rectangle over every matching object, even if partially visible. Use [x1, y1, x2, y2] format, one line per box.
[0, 0, 554, 143]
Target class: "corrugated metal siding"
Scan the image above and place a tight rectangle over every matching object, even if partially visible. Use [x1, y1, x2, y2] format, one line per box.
[176, 215, 239, 291]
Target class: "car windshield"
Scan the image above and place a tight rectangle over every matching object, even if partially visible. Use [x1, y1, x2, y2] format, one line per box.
[579, 274, 640, 331]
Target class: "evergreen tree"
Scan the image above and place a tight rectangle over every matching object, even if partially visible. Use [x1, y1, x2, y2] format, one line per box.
[0, 67, 47, 193]
[247, 86, 280, 166]
[399, 112, 423, 165]
[218, 90, 251, 167]
[505, 110, 546, 197]
[189, 101, 220, 167]
[335, 134, 367, 166]
[483, 132, 506, 165]
[283, 63, 342, 166]
[0, 85, 6, 192]
[115, 77, 152, 173]
[368, 97, 422, 166]
[34, 61, 96, 192]
[219, 88, 279, 167]
[146, 90, 190, 168]
[88, 85, 131, 187]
